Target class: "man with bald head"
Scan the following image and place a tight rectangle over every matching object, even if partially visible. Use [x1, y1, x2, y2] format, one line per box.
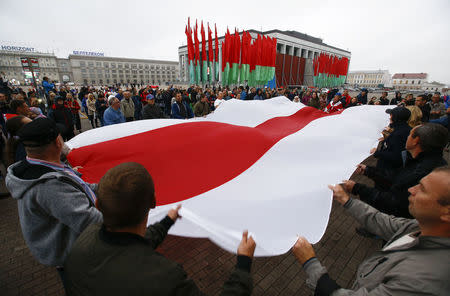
[120, 91, 135, 122]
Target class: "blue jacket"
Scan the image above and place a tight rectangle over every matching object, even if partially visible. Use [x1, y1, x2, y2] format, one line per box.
[42, 80, 55, 94]
[171, 102, 194, 119]
[240, 91, 247, 100]
[132, 95, 142, 120]
[103, 107, 125, 126]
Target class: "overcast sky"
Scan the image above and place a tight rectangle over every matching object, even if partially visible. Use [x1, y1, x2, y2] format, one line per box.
[1, 0, 449, 84]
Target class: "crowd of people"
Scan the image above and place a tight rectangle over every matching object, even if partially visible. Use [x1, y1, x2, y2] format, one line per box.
[1, 75, 449, 295]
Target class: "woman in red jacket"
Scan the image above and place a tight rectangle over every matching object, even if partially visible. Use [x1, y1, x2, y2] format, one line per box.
[67, 93, 82, 134]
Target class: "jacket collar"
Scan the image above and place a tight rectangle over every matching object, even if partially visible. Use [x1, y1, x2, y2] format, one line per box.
[99, 225, 149, 246]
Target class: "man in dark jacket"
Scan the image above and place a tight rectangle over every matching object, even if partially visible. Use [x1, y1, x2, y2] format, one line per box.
[64, 162, 255, 296]
[142, 95, 164, 119]
[356, 88, 368, 105]
[415, 94, 431, 122]
[379, 92, 390, 105]
[372, 107, 411, 176]
[95, 94, 108, 126]
[48, 96, 74, 140]
[171, 92, 194, 119]
[193, 93, 210, 117]
[344, 123, 448, 218]
[390, 91, 402, 105]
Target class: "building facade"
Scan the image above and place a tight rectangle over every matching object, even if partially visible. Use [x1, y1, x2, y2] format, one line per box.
[178, 29, 351, 87]
[421, 81, 447, 93]
[347, 70, 391, 88]
[69, 55, 179, 86]
[0, 49, 59, 85]
[392, 73, 427, 90]
[0, 48, 179, 86]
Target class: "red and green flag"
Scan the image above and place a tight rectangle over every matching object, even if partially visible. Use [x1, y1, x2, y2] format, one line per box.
[208, 23, 214, 83]
[194, 21, 201, 85]
[201, 21, 207, 84]
[185, 18, 195, 84]
[214, 24, 219, 81]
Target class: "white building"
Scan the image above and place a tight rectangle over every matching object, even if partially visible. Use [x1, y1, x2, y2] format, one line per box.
[0, 48, 60, 85]
[392, 73, 427, 90]
[178, 29, 351, 86]
[346, 70, 391, 88]
[421, 81, 447, 93]
[0, 46, 179, 86]
[69, 54, 179, 86]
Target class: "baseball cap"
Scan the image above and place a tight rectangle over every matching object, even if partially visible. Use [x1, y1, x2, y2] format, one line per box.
[18, 118, 60, 147]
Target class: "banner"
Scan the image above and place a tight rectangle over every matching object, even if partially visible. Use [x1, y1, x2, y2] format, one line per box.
[67, 98, 389, 256]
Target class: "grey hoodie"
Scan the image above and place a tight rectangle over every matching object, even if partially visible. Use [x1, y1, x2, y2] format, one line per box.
[6, 161, 102, 266]
[303, 198, 450, 295]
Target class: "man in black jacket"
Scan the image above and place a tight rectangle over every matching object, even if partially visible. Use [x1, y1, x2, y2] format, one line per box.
[64, 162, 255, 296]
[415, 94, 431, 122]
[344, 123, 448, 218]
[142, 95, 164, 119]
[48, 96, 74, 140]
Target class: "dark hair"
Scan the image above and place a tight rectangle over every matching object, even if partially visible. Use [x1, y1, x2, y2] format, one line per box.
[97, 162, 156, 229]
[432, 166, 450, 206]
[5, 116, 28, 166]
[200, 93, 206, 99]
[416, 94, 426, 101]
[412, 123, 448, 153]
[9, 99, 26, 113]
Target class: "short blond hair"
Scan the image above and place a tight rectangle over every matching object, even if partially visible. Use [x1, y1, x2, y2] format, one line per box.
[406, 106, 423, 128]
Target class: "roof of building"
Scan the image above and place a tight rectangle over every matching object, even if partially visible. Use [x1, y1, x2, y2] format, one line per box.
[349, 70, 389, 74]
[392, 73, 427, 79]
[68, 54, 178, 64]
[179, 29, 351, 54]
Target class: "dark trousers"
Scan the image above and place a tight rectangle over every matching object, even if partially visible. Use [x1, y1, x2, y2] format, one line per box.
[72, 113, 81, 131]
[56, 267, 67, 292]
[125, 117, 134, 122]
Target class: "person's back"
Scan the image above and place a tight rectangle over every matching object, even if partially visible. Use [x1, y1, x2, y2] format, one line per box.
[5, 118, 102, 267]
[65, 162, 255, 296]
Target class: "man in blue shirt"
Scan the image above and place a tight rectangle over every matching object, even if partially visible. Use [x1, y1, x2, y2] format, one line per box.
[103, 96, 125, 126]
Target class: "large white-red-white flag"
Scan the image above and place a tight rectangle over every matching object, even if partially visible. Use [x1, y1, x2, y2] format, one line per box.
[67, 97, 389, 256]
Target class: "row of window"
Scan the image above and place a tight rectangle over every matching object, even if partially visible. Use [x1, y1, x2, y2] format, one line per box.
[393, 80, 421, 84]
[78, 61, 176, 70]
[84, 79, 169, 85]
[81, 73, 176, 79]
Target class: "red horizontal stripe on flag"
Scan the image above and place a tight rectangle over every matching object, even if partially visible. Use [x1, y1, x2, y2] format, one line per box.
[68, 107, 339, 206]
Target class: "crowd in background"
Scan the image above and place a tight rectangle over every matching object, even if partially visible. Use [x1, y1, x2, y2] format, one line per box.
[1, 73, 450, 295]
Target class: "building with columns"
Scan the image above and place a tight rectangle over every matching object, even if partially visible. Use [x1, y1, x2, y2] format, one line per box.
[178, 29, 351, 87]
[347, 70, 391, 88]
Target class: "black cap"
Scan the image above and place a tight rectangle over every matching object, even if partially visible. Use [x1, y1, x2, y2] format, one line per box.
[18, 118, 60, 147]
[385, 107, 411, 122]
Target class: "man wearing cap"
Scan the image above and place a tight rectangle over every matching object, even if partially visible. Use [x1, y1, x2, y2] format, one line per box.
[142, 94, 164, 120]
[356, 88, 368, 105]
[345, 123, 448, 218]
[103, 96, 125, 126]
[5, 118, 102, 275]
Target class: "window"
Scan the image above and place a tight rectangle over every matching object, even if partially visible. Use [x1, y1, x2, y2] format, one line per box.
[111, 63, 116, 68]
[104, 62, 109, 67]
[139, 64, 143, 69]
[144, 65, 149, 69]
[81, 68, 87, 73]
[96, 62, 101, 67]
[80, 61, 86, 66]
[88, 62, 94, 67]
[131, 64, 137, 69]
[412, 81, 414, 84]
[111, 69, 117, 73]
[118, 70, 123, 74]
[405, 80, 408, 84]
[124, 63, 129, 68]
[418, 81, 421, 84]
[118, 64, 123, 68]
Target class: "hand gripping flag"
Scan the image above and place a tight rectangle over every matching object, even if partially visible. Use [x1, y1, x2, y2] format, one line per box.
[67, 98, 390, 256]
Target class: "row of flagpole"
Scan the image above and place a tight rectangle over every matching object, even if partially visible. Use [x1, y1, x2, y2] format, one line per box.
[185, 18, 277, 87]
